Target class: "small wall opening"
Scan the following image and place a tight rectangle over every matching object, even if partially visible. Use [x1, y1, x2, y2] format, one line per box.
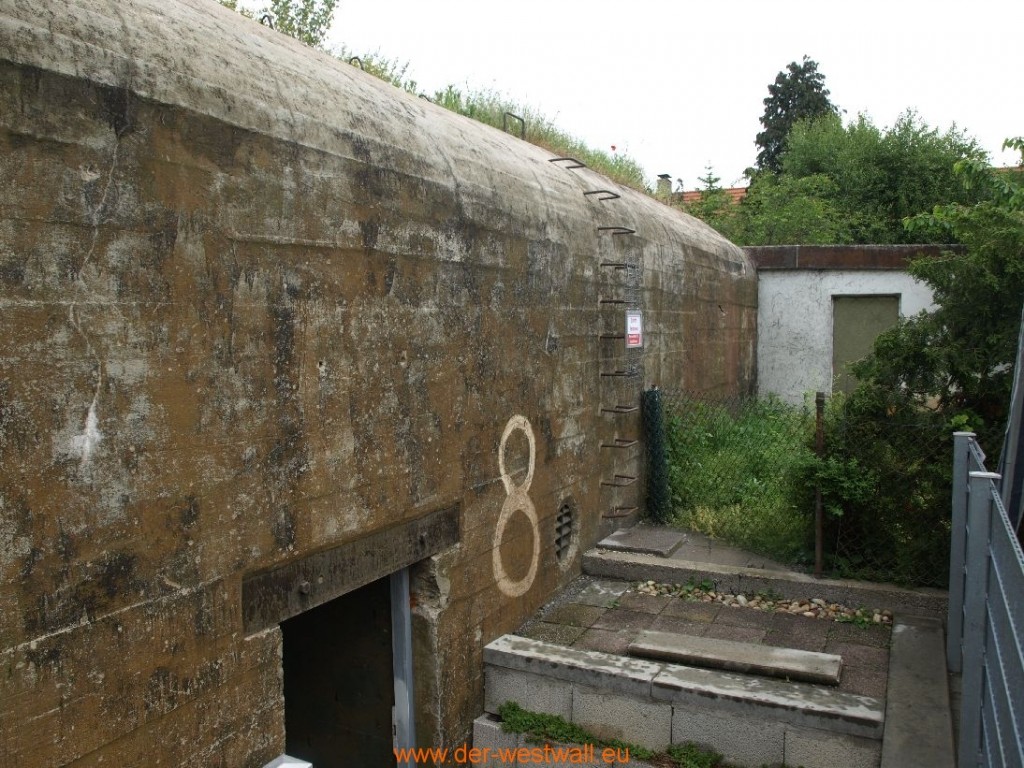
[555, 498, 578, 566]
[281, 576, 395, 768]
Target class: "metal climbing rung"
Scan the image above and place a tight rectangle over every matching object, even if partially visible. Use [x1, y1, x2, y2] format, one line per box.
[601, 404, 639, 414]
[599, 370, 638, 378]
[601, 438, 638, 449]
[605, 506, 639, 518]
[584, 190, 621, 201]
[503, 112, 525, 139]
[601, 474, 638, 487]
[599, 297, 628, 305]
[599, 333, 625, 340]
[597, 226, 636, 236]
[549, 157, 586, 169]
[600, 261, 629, 270]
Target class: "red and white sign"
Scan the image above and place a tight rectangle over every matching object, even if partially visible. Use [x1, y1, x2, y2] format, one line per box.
[625, 311, 643, 348]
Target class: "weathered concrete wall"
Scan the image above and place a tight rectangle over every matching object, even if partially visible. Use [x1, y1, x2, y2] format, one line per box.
[749, 246, 938, 405]
[0, 1, 755, 765]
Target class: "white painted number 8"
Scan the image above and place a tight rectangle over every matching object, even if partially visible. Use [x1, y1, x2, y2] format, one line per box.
[493, 415, 540, 597]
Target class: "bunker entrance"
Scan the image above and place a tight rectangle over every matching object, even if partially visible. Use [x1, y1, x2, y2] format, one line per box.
[281, 573, 406, 768]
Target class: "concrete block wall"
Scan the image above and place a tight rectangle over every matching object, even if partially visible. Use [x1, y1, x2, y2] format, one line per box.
[481, 635, 883, 768]
[0, 1, 756, 764]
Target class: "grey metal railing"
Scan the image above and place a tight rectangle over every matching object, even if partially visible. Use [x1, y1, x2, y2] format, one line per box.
[948, 431, 1024, 768]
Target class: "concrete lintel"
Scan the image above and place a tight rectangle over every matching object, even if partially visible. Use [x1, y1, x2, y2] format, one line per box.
[652, 664, 884, 739]
[242, 504, 460, 633]
[484, 635, 662, 699]
[629, 629, 842, 685]
[583, 550, 948, 618]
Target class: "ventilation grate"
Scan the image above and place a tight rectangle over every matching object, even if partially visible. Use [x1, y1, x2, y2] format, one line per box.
[555, 501, 575, 563]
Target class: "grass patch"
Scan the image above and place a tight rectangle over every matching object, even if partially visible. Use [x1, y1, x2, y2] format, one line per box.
[333, 48, 652, 194]
[666, 396, 815, 564]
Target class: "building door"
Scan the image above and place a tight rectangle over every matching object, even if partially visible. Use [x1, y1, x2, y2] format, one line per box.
[281, 575, 397, 768]
[832, 295, 900, 394]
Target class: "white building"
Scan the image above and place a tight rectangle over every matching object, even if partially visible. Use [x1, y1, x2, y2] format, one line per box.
[748, 245, 948, 405]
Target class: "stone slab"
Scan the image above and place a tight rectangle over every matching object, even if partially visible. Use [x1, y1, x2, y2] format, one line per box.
[653, 663, 884, 739]
[598, 525, 684, 557]
[630, 629, 843, 685]
[880, 615, 955, 768]
[485, 635, 662, 699]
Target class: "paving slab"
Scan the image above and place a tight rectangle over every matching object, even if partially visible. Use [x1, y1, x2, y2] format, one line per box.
[541, 603, 607, 628]
[765, 611, 831, 652]
[629, 629, 843, 685]
[590, 609, 657, 633]
[598, 525, 684, 557]
[612, 592, 672, 614]
[660, 599, 721, 623]
[572, 579, 630, 607]
[573, 628, 635, 655]
[519, 622, 588, 645]
[880, 614, 954, 768]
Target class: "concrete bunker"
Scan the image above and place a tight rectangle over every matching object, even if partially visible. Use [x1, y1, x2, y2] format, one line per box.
[0, 0, 756, 764]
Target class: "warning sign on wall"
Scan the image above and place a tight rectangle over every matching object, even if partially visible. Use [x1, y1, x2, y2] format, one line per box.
[625, 311, 643, 349]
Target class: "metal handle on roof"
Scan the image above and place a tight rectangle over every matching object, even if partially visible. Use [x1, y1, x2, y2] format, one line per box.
[503, 112, 525, 139]
[584, 190, 621, 201]
[549, 157, 586, 169]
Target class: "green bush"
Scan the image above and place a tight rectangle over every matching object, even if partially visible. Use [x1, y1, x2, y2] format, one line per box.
[812, 388, 952, 586]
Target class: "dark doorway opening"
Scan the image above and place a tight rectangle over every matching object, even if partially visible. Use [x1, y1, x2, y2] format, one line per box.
[282, 575, 395, 768]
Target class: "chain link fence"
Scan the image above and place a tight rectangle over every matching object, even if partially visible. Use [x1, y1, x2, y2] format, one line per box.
[643, 388, 954, 587]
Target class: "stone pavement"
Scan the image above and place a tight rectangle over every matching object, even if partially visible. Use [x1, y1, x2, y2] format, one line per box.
[517, 574, 891, 699]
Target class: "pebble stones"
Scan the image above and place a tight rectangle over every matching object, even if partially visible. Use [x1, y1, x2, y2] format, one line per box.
[631, 580, 893, 625]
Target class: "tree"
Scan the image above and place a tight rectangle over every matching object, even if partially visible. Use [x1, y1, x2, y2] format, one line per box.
[852, 137, 1024, 449]
[781, 111, 986, 243]
[755, 56, 838, 174]
[685, 111, 989, 246]
[802, 138, 1024, 584]
[734, 173, 848, 245]
[683, 166, 738, 239]
[219, 0, 338, 49]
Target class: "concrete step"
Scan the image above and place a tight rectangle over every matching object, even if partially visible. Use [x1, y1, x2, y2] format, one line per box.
[482, 634, 884, 768]
[584, 547, 948, 618]
[880, 615, 955, 768]
[628, 628, 843, 685]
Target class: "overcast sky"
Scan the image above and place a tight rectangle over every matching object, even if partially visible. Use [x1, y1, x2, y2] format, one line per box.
[323, 0, 1023, 191]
